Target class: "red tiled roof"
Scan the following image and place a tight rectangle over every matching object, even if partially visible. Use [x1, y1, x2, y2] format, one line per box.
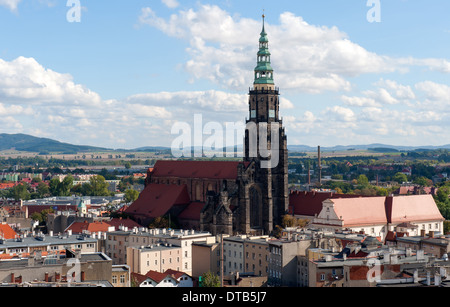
[145, 270, 175, 284]
[0, 223, 17, 239]
[66, 221, 112, 234]
[178, 202, 205, 221]
[125, 183, 190, 219]
[331, 197, 388, 227]
[0, 183, 16, 190]
[289, 191, 363, 217]
[386, 195, 445, 224]
[131, 272, 149, 285]
[150, 160, 249, 180]
[108, 218, 142, 229]
[164, 269, 190, 279]
[25, 205, 77, 215]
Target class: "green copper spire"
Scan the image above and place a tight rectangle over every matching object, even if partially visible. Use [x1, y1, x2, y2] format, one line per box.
[254, 14, 274, 85]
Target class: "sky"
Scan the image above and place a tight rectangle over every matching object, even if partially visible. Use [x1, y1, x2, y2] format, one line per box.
[1, 0, 450, 150]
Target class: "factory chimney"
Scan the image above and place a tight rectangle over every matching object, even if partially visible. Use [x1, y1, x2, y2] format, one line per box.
[318, 146, 322, 186]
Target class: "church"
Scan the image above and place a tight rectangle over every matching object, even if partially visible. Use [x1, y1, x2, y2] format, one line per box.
[125, 16, 289, 236]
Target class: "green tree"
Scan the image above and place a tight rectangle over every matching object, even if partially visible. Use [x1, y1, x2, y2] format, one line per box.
[124, 189, 139, 203]
[82, 175, 110, 196]
[36, 181, 50, 198]
[357, 174, 369, 186]
[201, 271, 221, 287]
[124, 162, 132, 170]
[393, 172, 408, 184]
[8, 183, 31, 201]
[49, 178, 60, 196]
[60, 175, 74, 196]
[413, 176, 432, 187]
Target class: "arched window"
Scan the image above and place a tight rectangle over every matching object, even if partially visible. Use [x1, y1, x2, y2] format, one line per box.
[249, 186, 262, 229]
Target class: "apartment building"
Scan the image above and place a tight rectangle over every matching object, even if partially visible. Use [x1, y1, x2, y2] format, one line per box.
[0, 231, 98, 255]
[127, 243, 182, 274]
[106, 227, 213, 275]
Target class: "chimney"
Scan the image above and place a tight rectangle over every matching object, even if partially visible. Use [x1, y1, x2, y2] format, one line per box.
[81, 271, 85, 282]
[55, 272, 60, 282]
[45, 272, 49, 282]
[421, 229, 426, 237]
[10, 273, 14, 283]
[429, 231, 435, 238]
[318, 146, 322, 186]
[308, 164, 311, 185]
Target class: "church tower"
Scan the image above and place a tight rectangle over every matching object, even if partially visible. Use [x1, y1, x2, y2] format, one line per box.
[242, 14, 289, 234]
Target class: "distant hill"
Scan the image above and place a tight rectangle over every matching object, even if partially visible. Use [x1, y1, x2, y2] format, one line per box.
[0, 133, 109, 154]
[2, 133, 449, 155]
[287, 143, 450, 152]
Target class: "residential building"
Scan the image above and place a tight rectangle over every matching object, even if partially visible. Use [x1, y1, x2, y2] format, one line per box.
[311, 195, 444, 241]
[111, 265, 131, 287]
[131, 269, 192, 287]
[0, 248, 113, 286]
[268, 236, 312, 287]
[0, 231, 98, 255]
[106, 227, 213, 276]
[191, 238, 220, 278]
[126, 243, 182, 274]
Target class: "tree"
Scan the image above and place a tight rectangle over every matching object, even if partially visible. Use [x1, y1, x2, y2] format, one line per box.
[357, 174, 369, 186]
[82, 175, 110, 196]
[49, 178, 60, 196]
[393, 172, 408, 184]
[413, 176, 432, 187]
[200, 271, 220, 287]
[36, 181, 50, 198]
[124, 189, 139, 203]
[148, 216, 177, 229]
[8, 183, 31, 201]
[60, 175, 74, 196]
[124, 162, 132, 170]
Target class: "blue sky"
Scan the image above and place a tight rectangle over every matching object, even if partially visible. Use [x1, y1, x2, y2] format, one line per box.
[1, 0, 450, 149]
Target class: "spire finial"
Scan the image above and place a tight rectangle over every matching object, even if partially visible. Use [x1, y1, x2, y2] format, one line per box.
[261, 10, 266, 33]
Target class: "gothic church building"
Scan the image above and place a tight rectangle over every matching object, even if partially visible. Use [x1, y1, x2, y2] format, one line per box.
[126, 17, 289, 235]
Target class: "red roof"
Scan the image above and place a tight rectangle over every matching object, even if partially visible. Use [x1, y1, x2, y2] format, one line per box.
[178, 202, 205, 221]
[108, 218, 142, 229]
[0, 223, 18, 240]
[164, 269, 191, 280]
[331, 197, 388, 227]
[289, 191, 363, 217]
[25, 205, 77, 215]
[145, 270, 176, 284]
[150, 160, 249, 180]
[386, 195, 444, 224]
[66, 221, 112, 234]
[0, 183, 16, 190]
[125, 184, 190, 219]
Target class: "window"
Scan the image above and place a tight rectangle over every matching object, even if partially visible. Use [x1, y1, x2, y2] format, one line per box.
[320, 274, 325, 281]
[120, 275, 125, 284]
[112, 275, 117, 284]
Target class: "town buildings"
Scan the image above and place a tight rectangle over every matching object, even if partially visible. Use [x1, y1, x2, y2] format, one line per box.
[105, 227, 214, 276]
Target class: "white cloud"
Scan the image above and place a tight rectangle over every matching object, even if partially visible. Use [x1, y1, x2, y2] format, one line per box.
[0, 0, 21, 11]
[0, 57, 102, 106]
[161, 0, 179, 9]
[138, 5, 450, 99]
